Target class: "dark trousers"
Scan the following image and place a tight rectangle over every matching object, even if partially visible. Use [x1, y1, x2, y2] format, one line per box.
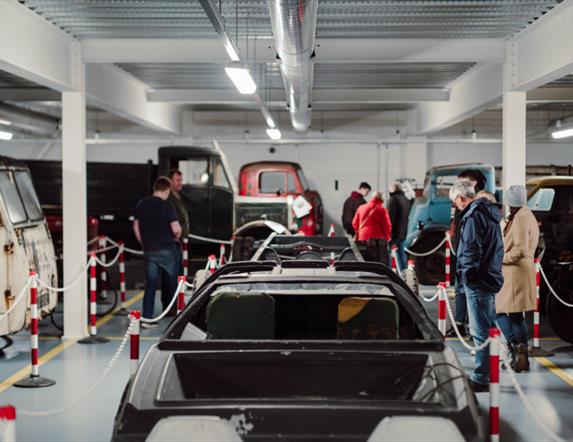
[496, 312, 528, 346]
[143, 247, 180, 319]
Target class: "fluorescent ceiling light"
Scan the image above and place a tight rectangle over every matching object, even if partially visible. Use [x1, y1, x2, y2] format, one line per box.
[0, 130, 14, 141]
[551, 127, 573, 139]
[265, 116, 276, 128]
[0, 118, 11, 126]
[266, 128, 282, 140]
[224, 65, 257, 94]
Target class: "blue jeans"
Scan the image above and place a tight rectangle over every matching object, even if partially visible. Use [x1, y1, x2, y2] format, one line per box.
[454, 280, 467, 325]
[465, 285, 496, 385]
[143, 248, 180, 319]
[390, 239, 407, 272]
[496, 313, 528, 346]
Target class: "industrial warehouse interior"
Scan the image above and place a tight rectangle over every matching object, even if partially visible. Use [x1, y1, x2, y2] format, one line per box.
[1, 0, 573, 441]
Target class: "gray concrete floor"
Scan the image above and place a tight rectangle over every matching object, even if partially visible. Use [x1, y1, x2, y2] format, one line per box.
[0, 286, 572, 441]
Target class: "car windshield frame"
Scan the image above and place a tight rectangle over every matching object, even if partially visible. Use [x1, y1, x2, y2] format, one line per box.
[164, 273, 439, 342]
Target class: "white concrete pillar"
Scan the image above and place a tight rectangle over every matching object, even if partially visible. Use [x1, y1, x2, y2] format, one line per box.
[502, 44, 527, 195]
[62, 43, 88, 339]
[402, 138, 427, 187]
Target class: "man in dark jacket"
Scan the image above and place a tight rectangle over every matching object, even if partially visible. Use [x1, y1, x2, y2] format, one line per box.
[342, 182, 371, 235]
[450, 179, 503, 392]
[387, 182, 411, 271]
[446, 169, 488, 338]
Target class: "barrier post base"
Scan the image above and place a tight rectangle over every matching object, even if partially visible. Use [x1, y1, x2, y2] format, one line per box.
[113, 308, 128, 317]
[14, 375, 56, 389]
[529, 345, 554, 357]
[78, 335, 109, 344]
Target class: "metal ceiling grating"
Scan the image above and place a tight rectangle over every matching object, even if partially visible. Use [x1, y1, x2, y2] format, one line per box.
[118, 62, 473, 90]
[20, 0, 561, 40]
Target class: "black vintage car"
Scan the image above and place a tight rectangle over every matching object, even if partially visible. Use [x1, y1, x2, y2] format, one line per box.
[112, 260, 482, 441]
[527, 176, 573, 343]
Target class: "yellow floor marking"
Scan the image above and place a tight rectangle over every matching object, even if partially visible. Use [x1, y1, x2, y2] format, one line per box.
[0, 291, 143, 393]
[535, 357, 573, 388]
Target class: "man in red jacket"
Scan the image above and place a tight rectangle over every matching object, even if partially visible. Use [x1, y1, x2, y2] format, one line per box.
[352, 192, 392, 241]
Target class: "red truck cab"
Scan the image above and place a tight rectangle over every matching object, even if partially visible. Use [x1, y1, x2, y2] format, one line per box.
[239, 161, 324, 235]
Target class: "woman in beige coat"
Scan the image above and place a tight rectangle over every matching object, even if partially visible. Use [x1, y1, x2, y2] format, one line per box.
[496, 185, 539, 372]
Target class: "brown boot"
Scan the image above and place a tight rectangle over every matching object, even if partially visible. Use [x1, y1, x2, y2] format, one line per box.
[514, 343, 529, 373]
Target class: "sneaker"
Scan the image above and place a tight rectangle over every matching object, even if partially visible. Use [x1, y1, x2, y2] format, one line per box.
[513, 343, 530, 373]
[140, 322, 159, 329]
[468, 379, 489, 393]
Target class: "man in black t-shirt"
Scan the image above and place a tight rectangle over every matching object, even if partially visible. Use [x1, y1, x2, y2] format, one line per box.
[133, 177, 182, 325]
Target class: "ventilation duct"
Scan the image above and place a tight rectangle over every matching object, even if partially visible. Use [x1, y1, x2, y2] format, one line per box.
[0, 102, 59, 137]
[268, 0, 318, 133]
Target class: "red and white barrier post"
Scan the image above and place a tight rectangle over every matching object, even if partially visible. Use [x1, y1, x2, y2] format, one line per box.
[407, 259, 415, 271]
[218, 243, 226, 268]
[327, 224, 335, 237]
[114, 242, 127, 316]
[489, 328, 501, 442]
[177, 276, 186, 314]
[128, 310, 140, 375]
[438, 282, 447, 337]
[182, 238, 189, 278]
[391, 245, 399, 273]
[14, 273, 55, 388]
[529, 258, 554, 357]
[98, 236, 111, 304]
[208, 255, 217, 274]
[0, 405, 16, 442]
[79, 254, 109, 344]
[444, 236, 451, 288]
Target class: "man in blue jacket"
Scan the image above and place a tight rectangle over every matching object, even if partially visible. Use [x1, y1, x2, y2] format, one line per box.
[450, 180, 504, 392]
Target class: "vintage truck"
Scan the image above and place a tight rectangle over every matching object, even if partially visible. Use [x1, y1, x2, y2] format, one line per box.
[405, 163, 496, 285]
[26, 145, 323, 259]
[158, 147, 323, 248]
[526, 176, 573, 344]
[0, 156, 58, 342]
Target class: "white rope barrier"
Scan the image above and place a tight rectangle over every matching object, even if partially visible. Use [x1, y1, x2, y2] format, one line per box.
[140, 279, 185, 323]
[500, 345, 565, 442]
[19, 318, 135, 418]
[36, 257, 96, 293]
[87, 237, 99, 246]
[0, 279, 32, 324]
[86, 244, 119, 255]
[446, 232, 457, 257]
[444, 293, 491, 353]
[184, 281, 194, 288]
[405, 236, 447, 257]
[106, 237, 144, 256]
[419, 289, 440, 303]
[188, 233, 232, 245]
[93, 246, 123, 268]
[539, 265, 573, 308]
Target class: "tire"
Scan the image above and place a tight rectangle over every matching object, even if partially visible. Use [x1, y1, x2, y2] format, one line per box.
[545, 269, 573, 344]
[401, 268, 419, 297]
[410, 231, 445, 285]
[95, 284, 119, 317]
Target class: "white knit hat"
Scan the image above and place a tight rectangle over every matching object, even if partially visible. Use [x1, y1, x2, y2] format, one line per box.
[506, 185, 527, 207]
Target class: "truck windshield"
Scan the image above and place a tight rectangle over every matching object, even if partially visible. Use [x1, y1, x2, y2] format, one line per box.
[180, 159, 209, 185]
[15, 171, 43, 221]
[297, 169, 309, 191]
[0, 170, 27, 224]
[433, 175, 458, 198]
